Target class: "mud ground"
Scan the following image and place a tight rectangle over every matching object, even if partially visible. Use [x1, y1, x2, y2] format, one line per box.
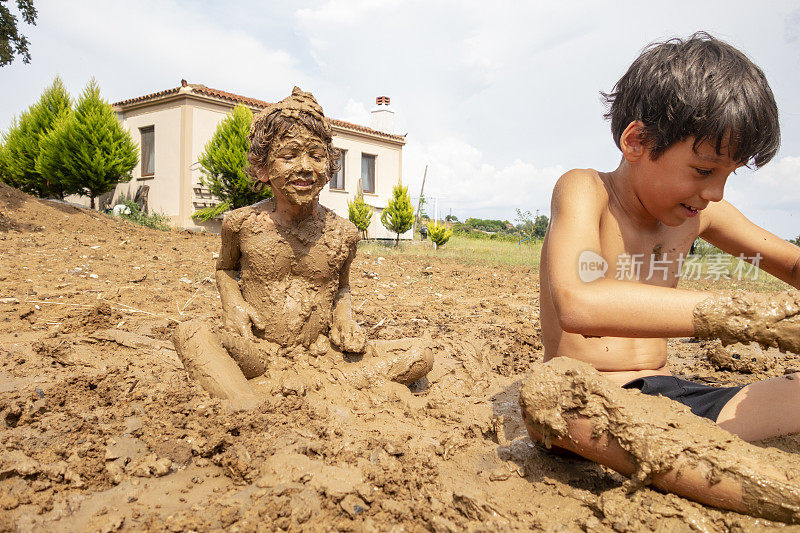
[1, 182, 799, 532]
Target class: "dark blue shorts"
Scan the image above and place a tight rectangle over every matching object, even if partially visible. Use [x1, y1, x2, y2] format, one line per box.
[623, 375, 744, 422]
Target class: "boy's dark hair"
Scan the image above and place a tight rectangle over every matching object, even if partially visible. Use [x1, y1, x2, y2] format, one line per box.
[603, 32, 779, 168]
[247, 87, 340, 191]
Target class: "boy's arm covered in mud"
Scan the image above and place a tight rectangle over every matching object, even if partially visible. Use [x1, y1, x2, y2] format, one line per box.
[215, 210, 264, 340]
[329, 228, 367, 353]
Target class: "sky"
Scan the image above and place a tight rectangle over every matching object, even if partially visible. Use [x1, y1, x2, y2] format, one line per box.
[2, 0, 800, 237]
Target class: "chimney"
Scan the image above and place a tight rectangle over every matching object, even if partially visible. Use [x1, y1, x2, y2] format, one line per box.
[370, 96, 394, 134]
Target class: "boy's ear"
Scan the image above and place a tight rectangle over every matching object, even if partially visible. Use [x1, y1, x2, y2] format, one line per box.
[620, 121, 647, 162]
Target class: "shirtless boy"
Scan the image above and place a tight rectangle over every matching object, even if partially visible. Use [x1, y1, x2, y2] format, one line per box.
[173, 87, 432, 409]
[521, 33, 800, 519]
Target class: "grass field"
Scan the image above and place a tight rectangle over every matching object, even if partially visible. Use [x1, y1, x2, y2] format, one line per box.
[360, 235, 792, 293]
[360, 235, 543, 270]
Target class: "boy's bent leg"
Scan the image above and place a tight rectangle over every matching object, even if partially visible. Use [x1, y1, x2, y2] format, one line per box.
[717, 372, 800, 441]
[519, 358, 800, 523]
[173, 320, 259, 410]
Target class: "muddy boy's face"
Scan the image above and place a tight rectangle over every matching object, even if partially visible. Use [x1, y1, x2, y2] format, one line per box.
[259, 125, 329, 207]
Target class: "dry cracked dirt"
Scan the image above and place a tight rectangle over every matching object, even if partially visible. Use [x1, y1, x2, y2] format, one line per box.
[1, 182, 799, 532]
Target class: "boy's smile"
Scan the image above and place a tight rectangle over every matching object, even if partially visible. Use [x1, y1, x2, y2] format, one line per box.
[260, 125, 329, 207]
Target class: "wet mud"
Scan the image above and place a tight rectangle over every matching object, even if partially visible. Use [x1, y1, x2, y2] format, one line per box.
[694, 291, 800, 354]
[2, 182, 800, 531]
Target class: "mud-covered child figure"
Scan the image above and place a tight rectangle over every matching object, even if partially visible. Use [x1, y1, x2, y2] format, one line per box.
[173, 87, 433, 409]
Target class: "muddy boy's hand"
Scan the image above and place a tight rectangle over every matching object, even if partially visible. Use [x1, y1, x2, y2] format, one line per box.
[693, 291, 800, 354]
[330, 318, 367, 353]
[224, 302, 265, 339]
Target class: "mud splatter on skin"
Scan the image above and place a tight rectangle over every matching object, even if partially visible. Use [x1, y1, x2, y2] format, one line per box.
[519, 358, 800, 523]
[694, 291, 800, 354]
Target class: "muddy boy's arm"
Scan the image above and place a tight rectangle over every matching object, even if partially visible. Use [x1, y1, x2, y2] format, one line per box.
[547, 170, 711, 338]
[329, 229, 367, 353]
[215, 211, 264, 339]
[689, 201, 800, 352]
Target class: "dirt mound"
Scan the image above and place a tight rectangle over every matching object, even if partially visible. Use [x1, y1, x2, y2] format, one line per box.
[1, 183, 799, 530]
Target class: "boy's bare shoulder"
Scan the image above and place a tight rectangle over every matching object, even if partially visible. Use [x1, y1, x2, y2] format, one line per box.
[320, 204, 360, 247]
[222, 199, 275, 233]
[552, 169, 609, 212]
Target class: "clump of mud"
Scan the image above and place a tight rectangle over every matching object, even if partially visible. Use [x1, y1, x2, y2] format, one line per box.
[706, 341, 778, 373]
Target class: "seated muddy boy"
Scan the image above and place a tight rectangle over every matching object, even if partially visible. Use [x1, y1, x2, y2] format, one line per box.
[173, 87, 433, 409]
[520, 33, 800, 521]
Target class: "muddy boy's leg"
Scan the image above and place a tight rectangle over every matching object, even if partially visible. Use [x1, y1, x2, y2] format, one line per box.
[335, 334, 434, 388]
[519, 358, 800, 524]
[173, 320, 259, 410]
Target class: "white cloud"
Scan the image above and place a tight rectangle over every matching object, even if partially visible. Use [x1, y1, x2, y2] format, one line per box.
[403, 137, 564, 222]
[725, 157, 800, 239]
[341, 99, 370, 125]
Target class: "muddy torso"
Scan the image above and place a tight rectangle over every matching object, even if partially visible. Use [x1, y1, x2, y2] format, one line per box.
[225, 200, 359, 348]
[541, 170, 700, 385]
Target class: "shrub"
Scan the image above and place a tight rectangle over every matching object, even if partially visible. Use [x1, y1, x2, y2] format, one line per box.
[348, 192, 372, 239]
[427, 221, 452, 248]
[195, 105, 271, 221]
[117, 200, 171, 231]
[37, 79, 137, 208]
[380, 183, 414, 247]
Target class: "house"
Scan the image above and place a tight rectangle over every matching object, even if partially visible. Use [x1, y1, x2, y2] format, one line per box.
[108, 81, 411, 238]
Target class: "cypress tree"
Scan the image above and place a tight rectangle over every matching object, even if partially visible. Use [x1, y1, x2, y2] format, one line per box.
[348, 191, 373, 240]
[37, 79, 137, 208]
[1, 76, 71, 197]
[380, 183, 414, 247]
[194, 105, 271, 221]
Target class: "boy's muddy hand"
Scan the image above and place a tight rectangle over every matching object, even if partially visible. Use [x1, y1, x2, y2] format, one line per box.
[224, 302, 265, 339]
[329, 318, 367, 353]
[693, 291, 800, 354]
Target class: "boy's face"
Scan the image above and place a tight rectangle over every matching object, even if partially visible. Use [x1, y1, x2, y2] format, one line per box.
[631, 136, 741, 227]
[258, 124, 329, 207]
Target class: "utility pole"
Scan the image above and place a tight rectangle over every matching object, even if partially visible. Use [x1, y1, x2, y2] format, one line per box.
[413, 165, 427, 235]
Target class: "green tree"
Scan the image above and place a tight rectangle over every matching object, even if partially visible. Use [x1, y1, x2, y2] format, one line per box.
[0, 0, 36, 67]
[194, 105, 271, 221]
[348, 192, 372, 240]
[381, 183, 414, 247]
[427, 221, 452, 249]
[1, 76, 71, 197]
[37, 79, 137, 208]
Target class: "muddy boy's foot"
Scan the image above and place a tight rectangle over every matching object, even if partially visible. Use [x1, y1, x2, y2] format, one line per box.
[335, 334, 434, 389]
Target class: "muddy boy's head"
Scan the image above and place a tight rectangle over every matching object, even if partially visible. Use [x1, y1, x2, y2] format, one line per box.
[603, 32, 780, 169]
[247, 87, 340, 206]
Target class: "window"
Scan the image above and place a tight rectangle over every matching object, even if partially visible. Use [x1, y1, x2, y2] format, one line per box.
[329, 150, 346, 190]
[140, 126, 154, 177]
[361, 153, 375, 193]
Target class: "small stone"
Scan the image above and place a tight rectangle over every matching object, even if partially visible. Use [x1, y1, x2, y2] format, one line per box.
[339, 494, 369, 518]
[89, 273, 99, 279]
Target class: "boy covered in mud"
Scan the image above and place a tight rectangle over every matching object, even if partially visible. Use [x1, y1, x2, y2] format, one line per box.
[521, 33, 800, 521]
[173, 87, 432, 409]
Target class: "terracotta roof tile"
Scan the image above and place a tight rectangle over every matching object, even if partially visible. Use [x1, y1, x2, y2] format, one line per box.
[113, 83, 406, 142]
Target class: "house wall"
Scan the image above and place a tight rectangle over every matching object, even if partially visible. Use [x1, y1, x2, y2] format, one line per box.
[110, 100, 185, 224]
[321, 130, 410, 240]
